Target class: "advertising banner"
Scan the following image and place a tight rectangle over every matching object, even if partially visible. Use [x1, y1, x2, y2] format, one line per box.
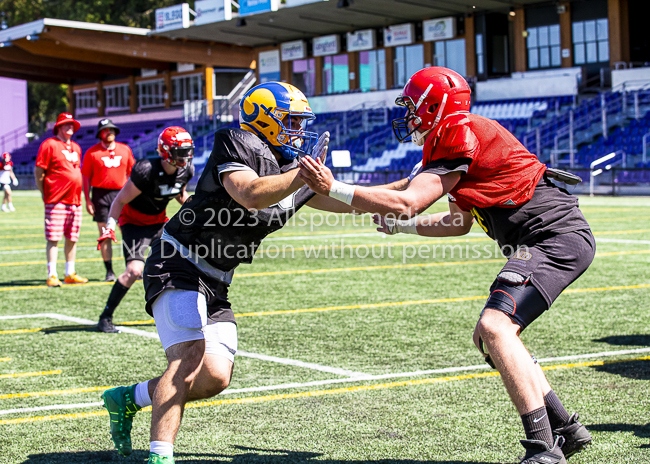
[423, 17, 456, 41]
[313, 35, 340, 56]
[240, 0, 280, 16]
[383, 23, 414, 47]
[281, 40, 307, 61]
[155, 3, 190, 32]
[346, 29, 375, 52]
[195, 0, 232, 25]
[259, 50, 281, 83]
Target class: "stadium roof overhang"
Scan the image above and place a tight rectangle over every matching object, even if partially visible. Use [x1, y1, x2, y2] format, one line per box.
[0, 18, 254, 85]
[152, 0, 545, 47]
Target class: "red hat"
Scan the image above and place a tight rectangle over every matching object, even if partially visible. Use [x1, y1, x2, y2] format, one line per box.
[53, 113, 80, 135]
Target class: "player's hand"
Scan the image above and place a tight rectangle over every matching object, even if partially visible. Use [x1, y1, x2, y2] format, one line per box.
[12, 178, 18, 187]
[97, 227, 117, 249]
[408, 160, 423, 182]
[86, 202, 95, 217]
[311, 131, 330, 163]
[298, 156, 334, 195]
[373, 215, 397, 235]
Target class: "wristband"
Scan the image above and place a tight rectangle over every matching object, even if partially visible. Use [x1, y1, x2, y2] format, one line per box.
[329, 180, 356, 205]
[394, 219, 419, 235]
[106, 217, 117, 231]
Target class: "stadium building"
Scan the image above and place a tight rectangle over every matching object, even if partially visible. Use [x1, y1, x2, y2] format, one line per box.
[1, 0, 649, 194]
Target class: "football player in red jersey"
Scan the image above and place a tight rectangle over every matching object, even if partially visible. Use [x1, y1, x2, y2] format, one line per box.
[95, 126, 194, 333]
[0, 152, 18, 212]
[299, 67, 594, 464]
[34, 113, 89, 287]
[82, 119, 136, 282]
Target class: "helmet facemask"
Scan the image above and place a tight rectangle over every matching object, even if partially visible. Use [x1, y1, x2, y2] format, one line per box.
[264, 105, 317, 160]
[167, 146, 194, 167]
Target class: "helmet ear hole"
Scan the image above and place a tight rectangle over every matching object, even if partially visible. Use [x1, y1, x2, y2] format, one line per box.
[428, 103, 439, 114]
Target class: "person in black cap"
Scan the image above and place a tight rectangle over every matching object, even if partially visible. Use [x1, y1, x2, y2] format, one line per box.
[82, 119, 136, 282]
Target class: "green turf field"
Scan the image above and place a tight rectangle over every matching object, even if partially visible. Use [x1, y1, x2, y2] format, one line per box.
[0, 191, 649, 463]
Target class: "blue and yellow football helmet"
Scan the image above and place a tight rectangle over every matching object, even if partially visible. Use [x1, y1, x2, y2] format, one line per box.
[239, 82, 318, 160]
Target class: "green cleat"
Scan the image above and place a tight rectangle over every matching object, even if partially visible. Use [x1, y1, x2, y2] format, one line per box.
[148, 453, 175, 463]
[101, 385, 142, 456]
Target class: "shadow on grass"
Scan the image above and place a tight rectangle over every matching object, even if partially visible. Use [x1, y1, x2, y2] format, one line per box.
[0, 279, 45, 287]
[593, 334, 650, 347]
[588, 422, 650, 448]
[40, 324, 99, 334]
[592, 358, 650, 380]
[20, 446, 502, 463]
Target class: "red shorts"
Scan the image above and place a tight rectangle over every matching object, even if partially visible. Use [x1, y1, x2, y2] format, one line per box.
[44, 203, 82, 242]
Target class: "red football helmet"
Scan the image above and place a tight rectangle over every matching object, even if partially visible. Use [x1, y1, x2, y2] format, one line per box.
[392, 67, 471, 144]
[158, 126, 194, 167]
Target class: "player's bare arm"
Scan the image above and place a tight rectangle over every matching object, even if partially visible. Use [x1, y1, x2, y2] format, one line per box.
[374, 201, 474, 237]
[222, 168, 303, 211]
[299, 155, 460, 217]
[83, 175, 94, 216]
[34, 166, 45, 195]
[96, 179, 142, 247]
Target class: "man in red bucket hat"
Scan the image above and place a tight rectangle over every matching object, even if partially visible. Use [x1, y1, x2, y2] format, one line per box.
[34, 113, 89, 287]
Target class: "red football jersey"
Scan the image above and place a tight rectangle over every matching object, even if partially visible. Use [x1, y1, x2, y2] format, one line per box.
[423, 113, 546, 211]
[35, 137, 83, 205]
[119, 203, 167, 227]
[81, 142, 135, 190]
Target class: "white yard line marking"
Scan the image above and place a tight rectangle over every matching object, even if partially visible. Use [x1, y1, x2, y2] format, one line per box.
[1, 346, 649, 416]
[0, 313, 369, 377]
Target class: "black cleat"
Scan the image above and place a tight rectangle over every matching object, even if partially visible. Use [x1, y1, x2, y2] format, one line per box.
[554, 413, 592, 458]
[519, 436, 566, 464]
[104, 271, 116, 282]
[98, 317, 120, 333]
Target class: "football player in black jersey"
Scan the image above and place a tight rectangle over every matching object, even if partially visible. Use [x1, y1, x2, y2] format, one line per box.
[95, 127, 195, 333]
[99, 82, 412, 463]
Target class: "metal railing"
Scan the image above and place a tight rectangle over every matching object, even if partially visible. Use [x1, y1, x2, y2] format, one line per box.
[0, 125, 29, 153]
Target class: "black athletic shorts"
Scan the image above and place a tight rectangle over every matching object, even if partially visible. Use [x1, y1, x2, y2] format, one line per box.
[484, 229, 596, 330]
[91, 187, 119, 223]
[143, 239, 234, 323]
[121, 222, 165, 264]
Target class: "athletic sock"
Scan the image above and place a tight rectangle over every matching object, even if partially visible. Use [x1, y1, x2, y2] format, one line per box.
[150, 441, 174, 458]
[65, 261, 75, 276]
[100, 281, 129, 319]
[521, 406, 554, 448]
[134, 380, 152, 408]
[104, 260, 114, 273]
[544, 390, 571, 429]
[47, 262, 57, 278]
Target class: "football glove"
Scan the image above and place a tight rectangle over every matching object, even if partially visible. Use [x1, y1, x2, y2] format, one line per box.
[311, 131, 330, 163]
[12, 178, 18, 187]
[407, 160, 423, 182]
[97, 217, 118, 249]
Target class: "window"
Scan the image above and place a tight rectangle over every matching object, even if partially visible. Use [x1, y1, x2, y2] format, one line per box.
[74, 89, 97, 116]
[137, 79, 165, 110]
[104, 84, 129, 114]
[394, 44, 424, 88]
[573, 19, 609, 64]
[434, 39, 467, 77]
[359, 50, 386, 92]
[323, 54, 349, 94]
[171, 74, 203, 105]
[292, 59, 316, 96]
[527, 25, 561, 69]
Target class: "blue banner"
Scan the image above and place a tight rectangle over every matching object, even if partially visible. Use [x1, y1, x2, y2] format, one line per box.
[239, 0, 278, 16]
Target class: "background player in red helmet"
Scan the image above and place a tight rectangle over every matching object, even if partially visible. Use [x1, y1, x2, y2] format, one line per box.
[95, 126, 194, 333]
[34, 113, 89, 287]
[299, 67, 594, 464]
[0, 152, 18, 212]
[82, 119, 136, 282]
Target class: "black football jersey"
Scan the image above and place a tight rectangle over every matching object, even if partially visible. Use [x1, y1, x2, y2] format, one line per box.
[164, 127, 315, 272]
[128, 158, 194, 216]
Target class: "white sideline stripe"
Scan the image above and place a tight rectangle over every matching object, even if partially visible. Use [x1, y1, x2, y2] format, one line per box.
[0, 313, 368, 377]
[2, 345, 650, 417]
[595, 238, 650, 245]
